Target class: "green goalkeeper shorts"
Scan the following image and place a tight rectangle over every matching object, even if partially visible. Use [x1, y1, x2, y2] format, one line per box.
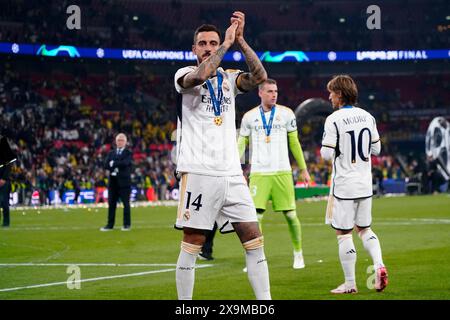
[249, 173, 296, 212]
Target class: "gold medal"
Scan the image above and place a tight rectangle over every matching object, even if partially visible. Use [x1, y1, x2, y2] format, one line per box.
[214, 116, 223, 126]
[265, 136, 271, 143]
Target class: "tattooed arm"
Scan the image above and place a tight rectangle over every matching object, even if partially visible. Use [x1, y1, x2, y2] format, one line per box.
[236, 38, 268, 92]
[231, 11, 268, 92]
[178, 22, 238, 90]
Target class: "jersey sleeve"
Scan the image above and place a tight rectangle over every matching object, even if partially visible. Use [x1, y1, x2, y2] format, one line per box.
[237, 135, 249, 159]
[239, 113, 251, 137]
[225, 69, 245, 96]
[288, 131, 307, 170]
[371, 115, 380, 143]
[370, 115, 381, 155]
[286, 109, 298, 133]
[174, 66, 199, 94]
[321, 116, 338, 149]
[320, 145, 335, 160]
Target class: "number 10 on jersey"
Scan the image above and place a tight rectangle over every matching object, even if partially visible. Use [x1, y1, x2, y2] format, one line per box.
[346, 128, 372, 163]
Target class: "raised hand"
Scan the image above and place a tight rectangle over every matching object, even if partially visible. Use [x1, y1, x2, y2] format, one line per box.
[232, 10, 267, 91]
[230, 11, 245, 40]
[181, 21, 238, 89]
[223, 21, 239, 48]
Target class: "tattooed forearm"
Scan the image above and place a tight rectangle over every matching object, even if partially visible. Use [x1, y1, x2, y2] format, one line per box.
[181, 44, 229, 89]
[236, 38, 267, 91]
[197, 45, 228, 79]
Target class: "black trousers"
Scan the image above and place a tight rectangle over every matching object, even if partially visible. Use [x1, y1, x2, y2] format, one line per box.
[430, 171, 446, 193]
[0, 182, 11, 226]
[107, 179, 131, 228]
[202, 223, 218, 255]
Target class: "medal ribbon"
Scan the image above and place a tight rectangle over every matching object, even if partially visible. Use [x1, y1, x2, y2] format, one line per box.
[205, 71, 223, 118]
[260, 105, 276, 138]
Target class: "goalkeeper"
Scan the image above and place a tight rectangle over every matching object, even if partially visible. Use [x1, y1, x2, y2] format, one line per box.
[238, 78, 310, 269]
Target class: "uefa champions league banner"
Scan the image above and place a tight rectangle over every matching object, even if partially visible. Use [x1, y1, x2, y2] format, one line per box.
[28, 189, 98, 205]
[0, 42, 449, 63]
[10, 188, 180, 206]
[58, 189, 139, 204]
[25, 189, 138, 205]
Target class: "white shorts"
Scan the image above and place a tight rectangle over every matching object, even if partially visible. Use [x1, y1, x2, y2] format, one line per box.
[325, 196, 372, 231]
[175, 173, 257, 233]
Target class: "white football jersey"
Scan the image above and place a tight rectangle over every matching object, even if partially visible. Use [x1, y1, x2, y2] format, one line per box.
[174, 66, 244, 176]
[322, 106, 380, 199]
[240, 105, 297, 174]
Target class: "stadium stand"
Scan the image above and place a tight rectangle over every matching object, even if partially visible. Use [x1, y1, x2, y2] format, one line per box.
[0, 0, 448, 205]
[0, 0, 448, 50]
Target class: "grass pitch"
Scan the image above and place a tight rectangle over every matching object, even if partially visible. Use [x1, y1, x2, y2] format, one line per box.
[0, 194, 449, 300]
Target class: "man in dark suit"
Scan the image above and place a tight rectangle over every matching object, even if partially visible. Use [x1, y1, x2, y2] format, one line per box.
[0, 135, 16, 228]
[100, 133, 133, 231]
[0, 164, 12, 228]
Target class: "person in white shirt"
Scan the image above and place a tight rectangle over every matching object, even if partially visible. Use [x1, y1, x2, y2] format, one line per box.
[238, 79, 311, 270]
[173, 11, 271, 300]
[321, 74, 388, 294]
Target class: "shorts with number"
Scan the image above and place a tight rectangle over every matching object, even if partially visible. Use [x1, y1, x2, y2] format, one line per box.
[325, 196, 372, 230]
[175, 173, 257, 233]
[249, 173, 296, 212]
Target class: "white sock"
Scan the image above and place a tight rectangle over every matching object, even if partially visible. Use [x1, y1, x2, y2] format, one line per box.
[176, 242, 201, 300]
[244, 237, 271, 300]
[359, 228, 384, 269]
[337, 234, 357, 286]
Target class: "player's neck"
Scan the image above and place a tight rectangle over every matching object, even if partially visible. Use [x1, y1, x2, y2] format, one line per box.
[261, 103, 274, 112]
[337, 104, 352, 110]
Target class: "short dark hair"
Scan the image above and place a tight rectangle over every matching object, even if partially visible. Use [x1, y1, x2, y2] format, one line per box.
[327, 74, 358, 105]
[193, 24, 221, 44]
[258, 78, 277, 90]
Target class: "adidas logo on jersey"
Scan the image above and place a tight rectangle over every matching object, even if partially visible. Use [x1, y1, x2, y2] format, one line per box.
[222, 80, 230, 92]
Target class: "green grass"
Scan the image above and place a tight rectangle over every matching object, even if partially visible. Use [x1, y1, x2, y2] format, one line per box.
[0, 194, 449, 300]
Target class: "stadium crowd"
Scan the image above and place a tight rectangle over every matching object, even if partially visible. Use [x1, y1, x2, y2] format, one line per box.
[2, 57, 447, 206]
[0, 1, 448, 51]
[0, 61, 179, 205]
[1, 0, 448, 205]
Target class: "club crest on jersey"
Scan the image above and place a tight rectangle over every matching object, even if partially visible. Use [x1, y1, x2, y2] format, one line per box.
[222, 80, 230, 92]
